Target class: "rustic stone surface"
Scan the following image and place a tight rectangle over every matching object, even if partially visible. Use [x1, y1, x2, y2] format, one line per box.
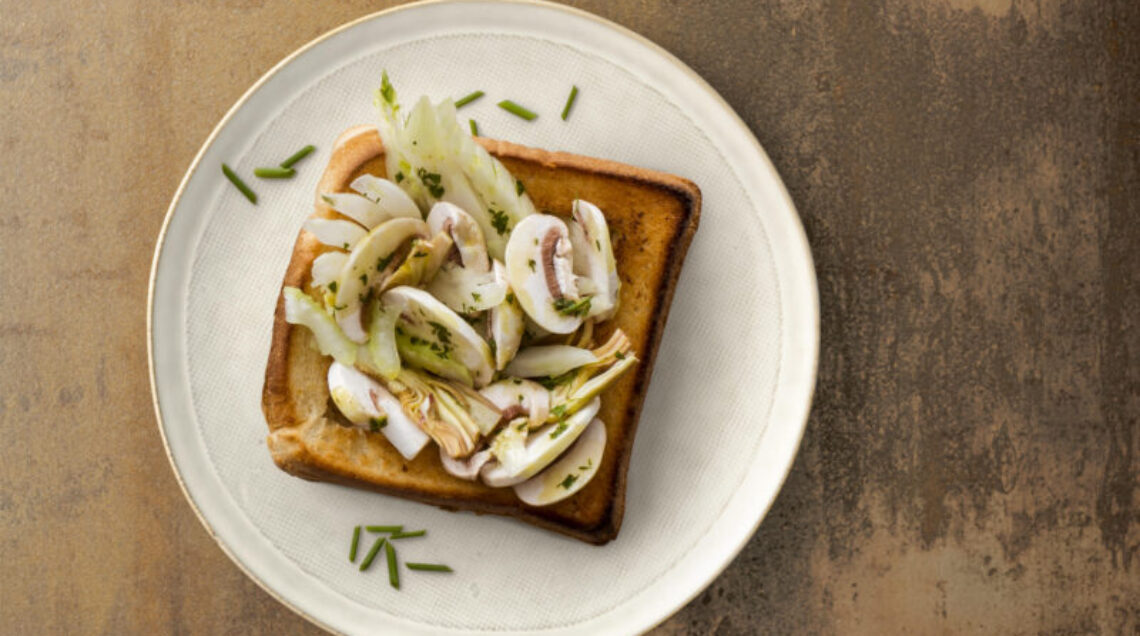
[1, 1, 1136, 633]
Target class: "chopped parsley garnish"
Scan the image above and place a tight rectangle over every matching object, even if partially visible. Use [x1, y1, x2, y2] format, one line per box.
[549, 421, 569, 439]
[395, 325, 405, 336]
[417, 168, 445, 198]
[369, 417, 387, 432]
[428, 321, 452, 344]
[328, 281, 338, 293]
[505, 292, 515, 304]
[517, 394, 524, 402]
[359, 273, 368, 286]
[471, 292, 482, 302]
[553, 296, 592, 317]
[489, 207, 510, 236]
[527, 259, 536, 272]
[551, 404, 567, 419]
[376, 253, 395, 271]
[516, 421, 528, 431]
[515, 179, 526, 196]
[538, 371, 576, 390]
[343, 242, 350, 250]
[615, 351, 626, 360]
[596, 239, 601, 251]
[557, 473, 578, 489]
[413, 250, 428, 258]
[395, 171, 405, 183]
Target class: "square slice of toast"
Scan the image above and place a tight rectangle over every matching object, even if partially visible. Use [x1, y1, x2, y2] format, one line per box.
[262, 125, 700, 544]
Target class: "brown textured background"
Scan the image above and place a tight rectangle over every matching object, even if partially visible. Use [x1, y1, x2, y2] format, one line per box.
[1, 0, 1137, 633]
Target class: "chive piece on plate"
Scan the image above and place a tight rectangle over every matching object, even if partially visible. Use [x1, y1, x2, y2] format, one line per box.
[497, 100, 537, 121]
[365, 525, 403, 534]
[349, 526, 361, 562]
[253, 166, 296, 179]
[406, 563, 453, 572]
[359, 537, 386, 571]
[385, 541, 400, 589]
[561, 85, 579, 121]
[222, 163, 257, 203]
[279, 144, 315, 168]
[469, 119, 479, 136]
[389, 530, 426, 540]
[455, 90, 485, 108]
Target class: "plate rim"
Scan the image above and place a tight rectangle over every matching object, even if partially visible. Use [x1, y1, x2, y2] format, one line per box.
[147, 1, 819, 633]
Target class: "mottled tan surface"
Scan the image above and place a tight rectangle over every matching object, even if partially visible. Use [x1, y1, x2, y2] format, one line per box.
[1, 0, 1137, 634]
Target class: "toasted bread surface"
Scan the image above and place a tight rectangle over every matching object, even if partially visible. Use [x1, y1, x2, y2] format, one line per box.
[262, 126, 700, 544]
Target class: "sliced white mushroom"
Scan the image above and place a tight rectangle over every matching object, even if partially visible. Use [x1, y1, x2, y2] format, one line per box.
[489, 261, 524, 370]
[479, 378, 550, 430]
[333, 217, 429, 343]
[310, 251, 347, 289]
[503, 346, 598, 379]
[439, 447, 493, 481]
[303, 218, 368, 251]
[568, 199, 620, 320]
[348, 174, 422, 220]
[281, 287, 356, 367]
[326, 361, 430, 460]
[426, 202, 490, 272]
[480, 397, 600, 487]
[504, 214, 584, 334]
[383, 286, 495, 388]
[514, 417, 605, 506]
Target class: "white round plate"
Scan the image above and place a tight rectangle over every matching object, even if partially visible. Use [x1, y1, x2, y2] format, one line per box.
[148, 1, 818, 634]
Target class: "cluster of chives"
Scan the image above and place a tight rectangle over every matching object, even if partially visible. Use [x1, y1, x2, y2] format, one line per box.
[221, 144, 315, 204]
[349, 524, 451, 588]
[454, 84, 581, 136]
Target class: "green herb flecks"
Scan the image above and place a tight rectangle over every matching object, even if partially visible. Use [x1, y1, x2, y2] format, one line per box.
[553, 296, 592, 317]
[222, 163, 257, 204]
[557, 473, 579, 489]
[471, 292, 482, 303]
[379, 71, 397, 106]
[527, 259, 536, 272]
[417, 168, 445, 198]
[389, 529, 426, 540]
[369, 417, 387, 432]
[428, 321, 452, 345]
[560, 85, 579, 121]
[515, 179, 526, 196]
[549, 420, 569, 439]
[488, 207, 510, 236]
[469, 119, 479, 136]
[454, 90, 485, 108]
[497, 99, 537, 121]
[328, 280, 338, 293]
[376, 252, 395, 271]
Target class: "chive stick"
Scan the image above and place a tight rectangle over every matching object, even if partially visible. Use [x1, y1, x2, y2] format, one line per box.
[454, 90, 485, 108]
[561, 85, 579, 121]
[406, 563, 453, 572]
[365, 525, 403, 534]
[385, 540, 400, 589]
[497, 100, 537, 121]
[349, 526, 361, 562]
[253, 166, 295, 179]
[359, 537, 386, 571]
[279, 144, 315, 168]
[469, 119, 479, 136]
[389, 530, 426, 540]
[222, 163, 257, 203]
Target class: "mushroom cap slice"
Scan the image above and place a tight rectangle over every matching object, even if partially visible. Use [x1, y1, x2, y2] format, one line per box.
[382, 286, 495, 388]
[568, 199, 620, 320]
[480, 397, 600, 487]
[479, 378, 551, 430]
[326, 361, 430, 460]
[439, 447, 493, 481]
[333, 217, 430, 343]
[504, 214, 584, 335]
[513, 417, 606, 506]
[426, 201, 490, 272]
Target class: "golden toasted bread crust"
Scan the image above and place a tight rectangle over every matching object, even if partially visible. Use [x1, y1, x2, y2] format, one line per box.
[261, 127, 700, 544]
